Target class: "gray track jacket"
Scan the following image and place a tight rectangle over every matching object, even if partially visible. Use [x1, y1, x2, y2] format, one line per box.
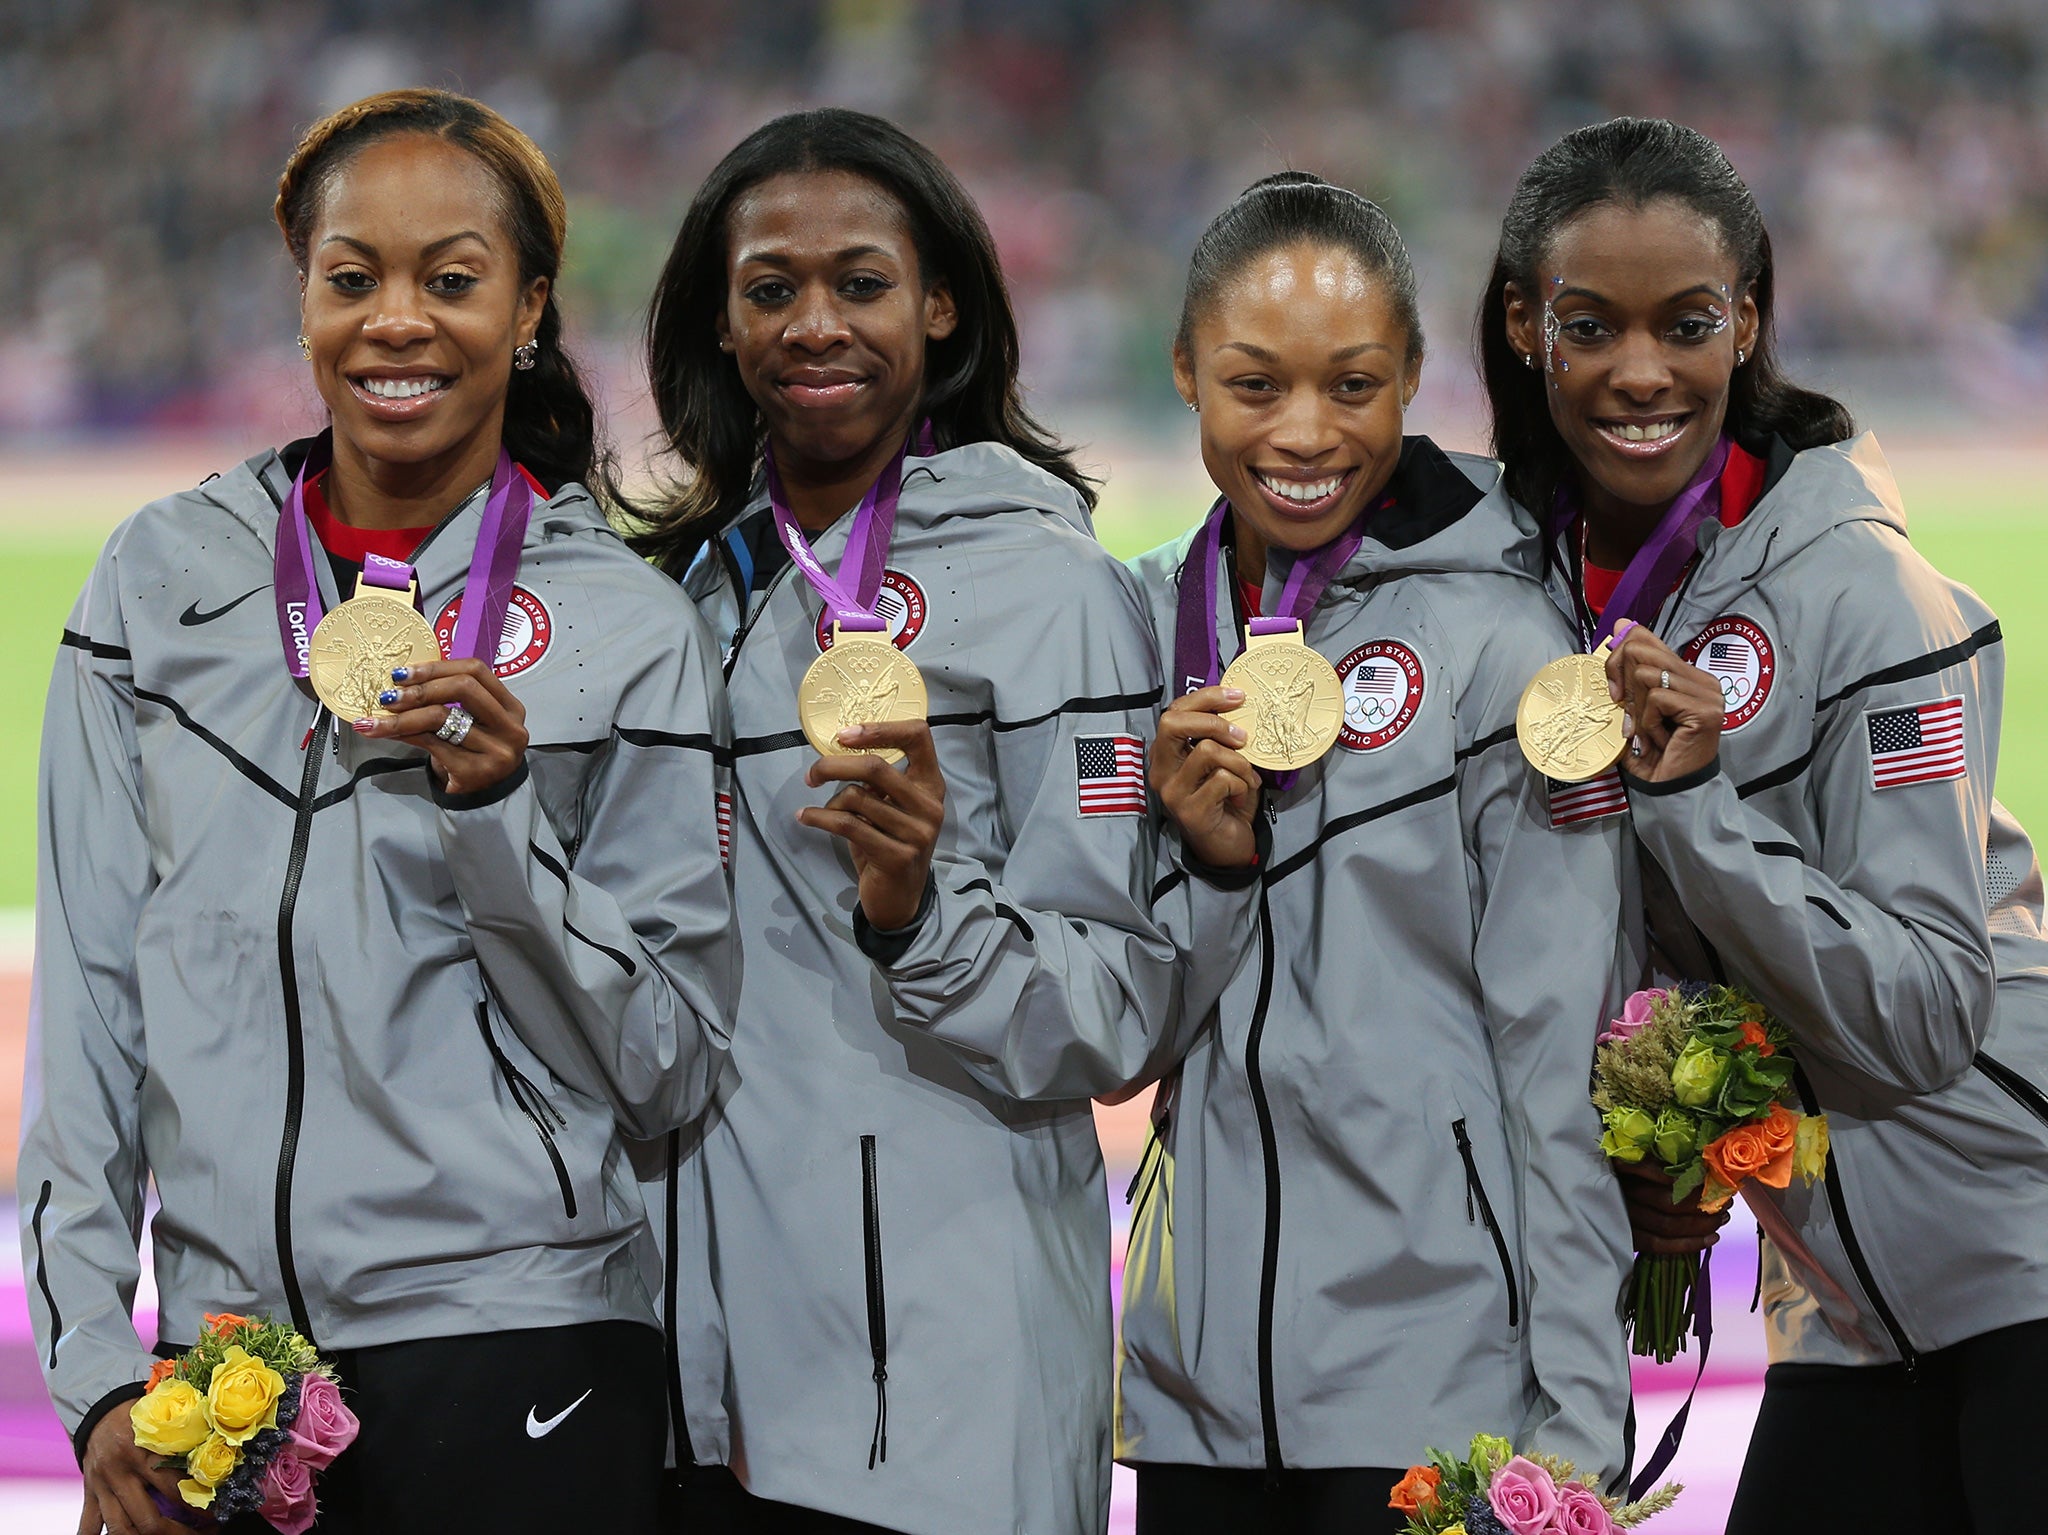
[23, 444, 736, 1455]
[1117, 439, 1635, 1485]
[1546, 433, 2048, 1369]
[663, 443, 1176, 1535]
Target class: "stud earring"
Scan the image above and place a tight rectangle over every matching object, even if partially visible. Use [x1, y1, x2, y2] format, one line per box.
[1522, 353, 1535, 369]
[513, 340, 539, 371]
[297, 335, 312, 360]
[1736, 347, 1746, 365]
[1185, 397, 1198, 413]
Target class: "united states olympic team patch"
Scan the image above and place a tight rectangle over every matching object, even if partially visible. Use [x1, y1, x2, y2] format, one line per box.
[816, 569, 926, 652]
[434, 585, 554, 679]
[1334, 639, 1425, 751]
[1681, 615, 1775, 731]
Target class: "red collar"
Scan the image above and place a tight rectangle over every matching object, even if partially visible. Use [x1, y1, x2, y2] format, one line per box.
[304, 465, 548, 568]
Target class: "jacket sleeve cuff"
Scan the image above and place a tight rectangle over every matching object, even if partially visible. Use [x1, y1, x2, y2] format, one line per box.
[72, 1380, 147, 1466]
[854, 875, 937, 965]
[1180, 813, 1271, 891]
[433, 757, 531, 811]
[1624, 756, 1721, 798]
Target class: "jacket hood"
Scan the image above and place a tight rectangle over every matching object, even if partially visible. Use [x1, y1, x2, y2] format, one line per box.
[1668, 432, 1905, 620]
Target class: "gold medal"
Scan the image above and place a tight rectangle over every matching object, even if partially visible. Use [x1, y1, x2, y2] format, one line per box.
[307, 576, 442, 721]
[797, 625, 928, 763]
[1219, 624, 1343, 771]
[1516, 640, 1625, 781]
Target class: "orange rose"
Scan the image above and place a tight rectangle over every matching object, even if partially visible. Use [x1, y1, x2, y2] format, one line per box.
[1751, 1102, 1798, 1189]
[1703, 1105, 1799, 1192]
[204, 1313, 251, 1336]
[1738, 1020, 1775, 1057]
[1389, 1465, 1441, 1516]
[146, 1358, 177, 1391]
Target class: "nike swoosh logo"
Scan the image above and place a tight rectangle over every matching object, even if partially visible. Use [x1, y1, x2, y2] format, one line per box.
[179, 587, 265, 627]
[524, 1388, 593, 1439]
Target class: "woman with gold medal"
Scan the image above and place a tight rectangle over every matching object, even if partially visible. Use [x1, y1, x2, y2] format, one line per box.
[629, 110, 1178, 1535]
[20, 91, 736, 1534]
[1114, 174, 1635, 1533]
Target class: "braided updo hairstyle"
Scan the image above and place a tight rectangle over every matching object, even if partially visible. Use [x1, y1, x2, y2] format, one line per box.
[275, 88, 602, 495]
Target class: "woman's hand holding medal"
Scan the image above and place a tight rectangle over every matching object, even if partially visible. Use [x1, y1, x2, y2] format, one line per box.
[1152, 685, 1262, 869]
[800, 720, 946, 930]
[359, 658, 530, 796]
[1605, 620, 1724, 782]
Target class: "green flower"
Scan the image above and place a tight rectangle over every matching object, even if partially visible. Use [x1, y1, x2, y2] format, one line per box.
[1671, 1039, 1731, 1109]
[1468, 1433, 1513, 1479]
[1651, 1106, 1700, 1167]
[1600, 1106, 1656, 1162]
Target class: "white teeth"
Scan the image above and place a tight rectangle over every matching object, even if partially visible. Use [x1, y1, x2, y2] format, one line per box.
[360, 377, 447, 400]
[1611, 420, 1681, 442]
[1257, 472, 1343, 504]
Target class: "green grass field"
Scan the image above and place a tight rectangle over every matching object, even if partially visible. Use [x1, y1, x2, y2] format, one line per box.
[3, 446, 2041, 908]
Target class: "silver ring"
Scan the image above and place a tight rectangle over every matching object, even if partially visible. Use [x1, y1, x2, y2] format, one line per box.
[1660, 669, 1671, 691]
[436, 704, 474, 746]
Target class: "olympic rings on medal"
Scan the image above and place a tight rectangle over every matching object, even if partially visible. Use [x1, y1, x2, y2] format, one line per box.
[436, 703, 475, 747]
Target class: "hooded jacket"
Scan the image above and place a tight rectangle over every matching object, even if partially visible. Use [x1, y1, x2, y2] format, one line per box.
[1545, 433, 2048, 1370]
[1116, 438, 1635, 1485]
[22, 443, 736, 1456]
[662, 442, 1176, 1535]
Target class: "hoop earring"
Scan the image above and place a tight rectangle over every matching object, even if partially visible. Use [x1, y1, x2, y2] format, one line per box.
[513, 340, 539, 371]
[297, 335, 312, 360]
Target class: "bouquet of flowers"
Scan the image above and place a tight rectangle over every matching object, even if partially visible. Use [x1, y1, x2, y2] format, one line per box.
[1389, 1433, 1680, 1534]
[128, 1312, 359, 1533]
[1593, 984, 1829, 1362]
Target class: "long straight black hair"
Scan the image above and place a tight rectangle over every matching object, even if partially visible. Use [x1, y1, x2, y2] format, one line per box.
[632, 108, 1095, 572]
[1478, 117, 1853, 518]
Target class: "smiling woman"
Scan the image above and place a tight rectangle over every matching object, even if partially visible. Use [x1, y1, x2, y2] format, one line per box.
[20, 88, 737, 1535]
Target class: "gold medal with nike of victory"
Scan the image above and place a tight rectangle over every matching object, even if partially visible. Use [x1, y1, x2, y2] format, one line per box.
[307, 577, 442, 721]
[798, 625, 928, 764]
[1220, 624, 1344, 770]
[1516, 639, 1625, 781]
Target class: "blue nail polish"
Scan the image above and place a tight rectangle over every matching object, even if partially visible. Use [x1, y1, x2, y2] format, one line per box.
[390, 667, 410, 682]
[378, 689, 400, 706]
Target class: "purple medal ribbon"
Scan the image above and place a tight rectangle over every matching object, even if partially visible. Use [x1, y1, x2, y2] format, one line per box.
[1172, 494, 1384, 789]
[273, 433, 535, 687]
[1555, 436, 1731, 649]
[765, 423, 931, 635]
[1629, 1247, 1712, 1501]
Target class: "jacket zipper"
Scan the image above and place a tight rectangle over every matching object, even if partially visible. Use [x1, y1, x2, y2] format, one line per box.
[1245, 891, 1284, 1480]
[1790, 1062, 1918, 1377]
[661, 1130, 696, 1465]
[31, 1180, 59, 1370]
[272, 711, 330, 1341]
[1451, 1119, 1521, 1329]
[1123, 1107, 1172, 1225]
[473, 1003, 577, 1220]
[860, 1134, 889, 1469]
[719, 556, 799, 684]
[1977, 1051, 2048, 1132]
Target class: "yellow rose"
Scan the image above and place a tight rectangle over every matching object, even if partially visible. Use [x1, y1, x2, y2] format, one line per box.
[130, 1379, 210, 1457]
[1793, 1113, 1830, 1184]
[186, 1432, 240, 1489]
[204, 1345, 285, 1445]
[178, 1478, 217, 1511]
[1444, 1527, 1468, 1535]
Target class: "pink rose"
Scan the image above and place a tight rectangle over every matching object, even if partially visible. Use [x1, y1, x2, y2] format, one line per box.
[286, 1372, 359, 1470]
[1488, 1456, 1560, 1535]
[1598, 988, 1668, 1046]
[258, 1449, 317, 1535]
[1554, 1482, 1616, 1535]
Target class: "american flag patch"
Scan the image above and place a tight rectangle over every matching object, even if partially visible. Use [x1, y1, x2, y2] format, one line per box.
[1076, 734, 1147, 818]
[1867, 697, 1966, 790]
[716, 790, 732, 868]
[1704, 640, 1745, 674]
[1548, 769, 1630, 828]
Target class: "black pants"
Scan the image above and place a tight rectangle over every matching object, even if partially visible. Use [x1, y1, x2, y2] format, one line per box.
[1133, 1463, 1410, 1535]
[1727, 1315, 2048, 1534]
[664, 1464, 903, 1533]
[221, 1320, 667, 1535]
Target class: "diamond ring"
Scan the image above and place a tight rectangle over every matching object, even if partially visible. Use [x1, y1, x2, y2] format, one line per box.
[436, 704, 474, 746]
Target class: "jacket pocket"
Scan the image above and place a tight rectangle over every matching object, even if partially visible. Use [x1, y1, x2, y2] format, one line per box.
[30, 1180, 59, 1370]
[861, 1134, 889, 1469]
[1452, 1118, 1520, 1330]
[474, 1004, 577, 1221]
[1977, 1051, 2048, 1133]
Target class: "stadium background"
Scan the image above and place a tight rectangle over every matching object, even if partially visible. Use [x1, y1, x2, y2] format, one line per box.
[2, 1, 2045, 1528]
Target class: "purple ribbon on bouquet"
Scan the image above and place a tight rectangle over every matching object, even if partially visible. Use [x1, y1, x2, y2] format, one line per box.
[272, 433, 535, 684]
[1629, 1247, 1713, 1501]
[1555, 435, 1730, 649]
[1171, 495, 1384, 789]
[765, 422, 933, 636]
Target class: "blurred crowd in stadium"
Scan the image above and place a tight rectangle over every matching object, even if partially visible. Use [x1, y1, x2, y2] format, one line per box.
[3, 0, 2045, 440]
